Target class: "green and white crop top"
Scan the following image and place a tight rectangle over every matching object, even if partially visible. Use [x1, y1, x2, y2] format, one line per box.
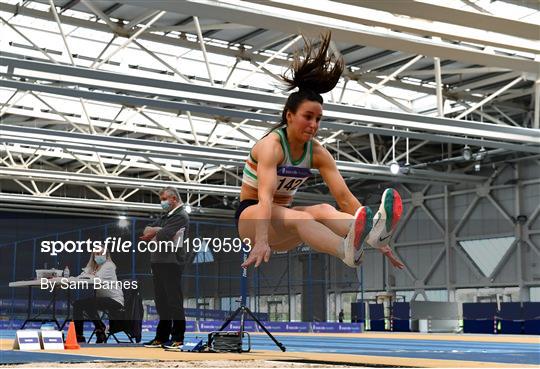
[242, 128, 313, 206]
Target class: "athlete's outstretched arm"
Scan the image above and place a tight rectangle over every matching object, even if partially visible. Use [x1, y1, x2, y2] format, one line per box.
[241, 137, 282, 268]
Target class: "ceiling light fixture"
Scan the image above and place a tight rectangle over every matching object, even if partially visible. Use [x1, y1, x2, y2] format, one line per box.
[118, 215, 129, 228]
[476, 147, 487, 161]
[389, 161, 400, 175]
[463, 145, 472, 161]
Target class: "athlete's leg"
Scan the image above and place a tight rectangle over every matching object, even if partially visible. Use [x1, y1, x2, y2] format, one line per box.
[359, 188, 405, 268]
[238, 204, 344, 258]
[292, 203, 354, 237]
[238, 204, 372, 267]
[366, 188, 403, 249]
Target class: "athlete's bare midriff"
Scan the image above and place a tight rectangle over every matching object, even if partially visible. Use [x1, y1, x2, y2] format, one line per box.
[240, 183, 292, 207]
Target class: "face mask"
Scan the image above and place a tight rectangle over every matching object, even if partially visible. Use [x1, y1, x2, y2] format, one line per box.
[160, 200, 170, 210]
[94, 255, 106, 265]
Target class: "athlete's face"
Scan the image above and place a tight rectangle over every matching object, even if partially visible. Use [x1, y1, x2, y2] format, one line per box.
[287, 100, 322, 142]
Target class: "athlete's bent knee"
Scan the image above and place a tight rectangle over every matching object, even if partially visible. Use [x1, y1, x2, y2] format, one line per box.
[293, 203, 335, 218]
[308, 203, 335, 218]
[316, 203, 335, 214]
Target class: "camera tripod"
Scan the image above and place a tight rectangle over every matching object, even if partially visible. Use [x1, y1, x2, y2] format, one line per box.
[217, 303, 286, 352]
[216, 253, 286, 352]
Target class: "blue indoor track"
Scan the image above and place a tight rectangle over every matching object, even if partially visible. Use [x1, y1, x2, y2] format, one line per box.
[243, 334, 540, 365]
[1, 330, 539, 366]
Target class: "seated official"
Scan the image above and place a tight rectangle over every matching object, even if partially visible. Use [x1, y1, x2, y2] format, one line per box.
[73, 250, 124, 343]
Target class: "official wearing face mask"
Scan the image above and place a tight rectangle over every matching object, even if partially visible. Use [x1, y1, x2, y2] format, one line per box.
[73, 250, 124, 343]
[140, 186, 189, 349]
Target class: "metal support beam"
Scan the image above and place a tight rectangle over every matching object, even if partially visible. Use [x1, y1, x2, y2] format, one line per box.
[48, 0, 74, 65]
[0, 16, 58, 63]
[80, 0, 124, 34]
[192, 16, 214, 86]
[365, 55, 423, 95]
[434, 57, 444, 117]
[27, 91, 87, 134]
[94, 11, 166, 68]
[456, 76, 524, 119]
[422, 247, 446, 285]
[514, 163, 526, 300]
[452, 72, 521, 93]
[398, 66, 511, 77]
[264, 0, 539, 54]
[236, 35, 302, 86]
[534, 80, 540, 129]
[89, 35, 118, 69]
[132, 40, 192, 83]
[357, 80, 414, 113]
[0, 167, 334, 203]
[492, 106, 520, 127]
[151, 22, 250, 33]
[0, 125, 488, 184]
[110, 0, 540, 73]
[2, 76, 538, 153]
[338, 78, 349, 104]
[0, 2, 289, 69]
[346, 0, 540, 40]
[0, 90, 27, 117]
[125, 10, 162, 30]
[49, 0, 97, 134]
[223, 58, 240, 89]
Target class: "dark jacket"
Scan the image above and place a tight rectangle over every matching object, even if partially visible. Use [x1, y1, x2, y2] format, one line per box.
[109, 287, 144, 343]
[148, 205, 189, 265]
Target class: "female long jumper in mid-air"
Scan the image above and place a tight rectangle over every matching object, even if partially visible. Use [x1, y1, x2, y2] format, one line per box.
[235, 32, 404, 270]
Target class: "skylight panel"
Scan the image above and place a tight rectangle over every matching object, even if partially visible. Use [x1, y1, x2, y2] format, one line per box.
[459, 237, 516, 277]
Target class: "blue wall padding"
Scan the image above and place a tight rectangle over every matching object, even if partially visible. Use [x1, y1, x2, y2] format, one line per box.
[523, 302, 540, 319]
[391, 302, 410, 332]
[368, 304, 385, 331]
[500, 320, 523, 334]
[523, 302, 540, 335]
[392, 320, 410, 332]
[463, 303, 497, 334]
[499, 302, 523, 334]
[350, 302, 365, 323]
[370, 320, 385, 331]
[523, 320, 540, 335]
[463, 320, 495, 334]
[500, 302, 522, 320]
[369, 304, 384, 319]
[393, 302, 410, 319]
[463, 302, 497, 319]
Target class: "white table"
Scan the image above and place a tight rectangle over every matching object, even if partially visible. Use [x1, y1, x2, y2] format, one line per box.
[9, 277, 95, 329]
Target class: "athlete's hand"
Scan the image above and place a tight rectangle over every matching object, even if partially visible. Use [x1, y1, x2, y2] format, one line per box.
[242, 241, 271, 268]
[380, 245, 405, 269]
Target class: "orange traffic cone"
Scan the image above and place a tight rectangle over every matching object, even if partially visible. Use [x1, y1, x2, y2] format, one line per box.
[64, 321, 80, 350]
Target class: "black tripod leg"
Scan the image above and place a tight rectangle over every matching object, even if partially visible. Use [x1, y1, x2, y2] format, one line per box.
[244, 307, 286, 352]
[218, 307, 241, 331]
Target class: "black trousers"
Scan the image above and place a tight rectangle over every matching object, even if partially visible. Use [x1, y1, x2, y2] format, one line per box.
[151, 263, 186, 342]
[73, 296, 123, 338]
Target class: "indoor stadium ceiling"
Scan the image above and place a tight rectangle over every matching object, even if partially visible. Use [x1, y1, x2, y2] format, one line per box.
[0, 0, 539, 217]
